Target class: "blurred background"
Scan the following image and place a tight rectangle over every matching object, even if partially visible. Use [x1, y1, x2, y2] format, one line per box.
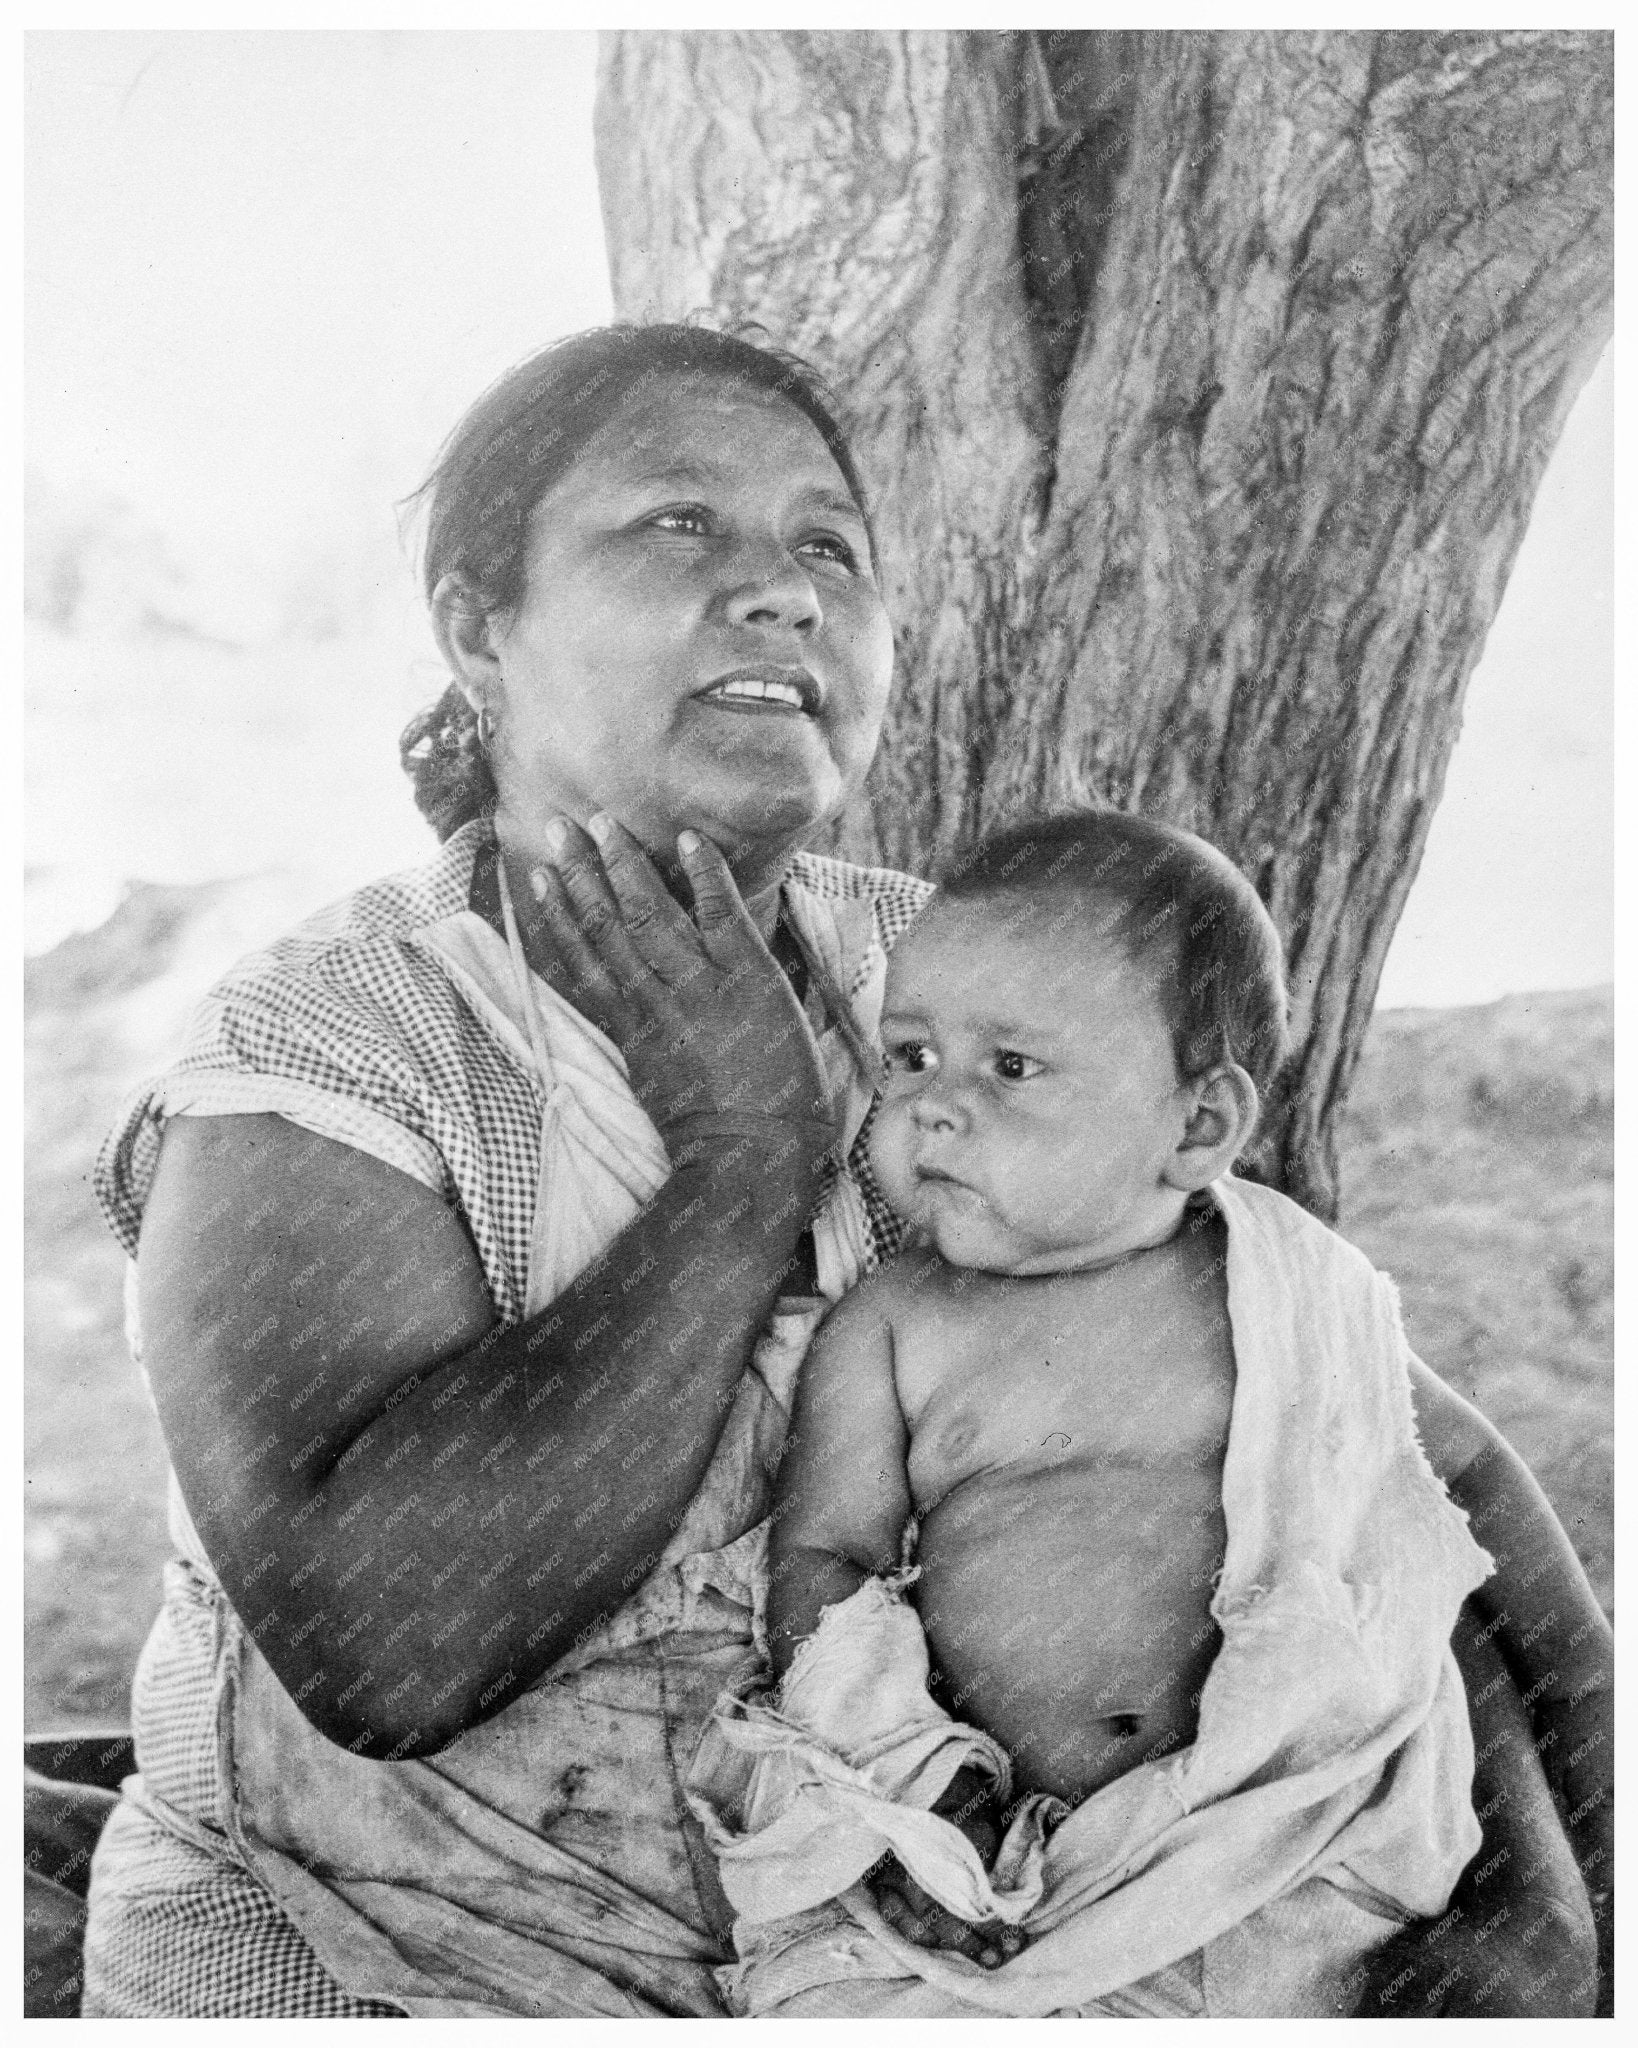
[25, 32, 1613, 1728]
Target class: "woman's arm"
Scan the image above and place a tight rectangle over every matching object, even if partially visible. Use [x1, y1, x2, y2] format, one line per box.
[1408, 1361, 1613, 1897]
[1353, 1613, 1598, 2016]
[141, 832, 837, 1759]
[1397, 1357, 1611, 2012]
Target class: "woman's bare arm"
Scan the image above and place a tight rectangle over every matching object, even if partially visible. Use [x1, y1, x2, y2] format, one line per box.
[1353, 1612, 1597, 2016]
[142, 1108, 826, 1758]
[1409, 1360, 1613, 1913]
[142, 828, 839, 1758]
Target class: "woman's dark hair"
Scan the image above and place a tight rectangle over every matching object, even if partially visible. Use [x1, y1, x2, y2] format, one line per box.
[399, 323, 875, 841]
[938, 809, 1291, 1100]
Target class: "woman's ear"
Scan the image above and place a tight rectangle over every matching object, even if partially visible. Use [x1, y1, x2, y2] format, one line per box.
[429, 573, 503, 709]
[1163, 1063, 1261, 1193]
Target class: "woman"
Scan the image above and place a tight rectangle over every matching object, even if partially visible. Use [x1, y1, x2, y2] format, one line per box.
[83, 325, 1597, 2016]
[85, 325, 923, 2016]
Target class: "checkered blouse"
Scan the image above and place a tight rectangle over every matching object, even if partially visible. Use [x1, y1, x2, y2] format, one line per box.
[97, 818, 933, 1319]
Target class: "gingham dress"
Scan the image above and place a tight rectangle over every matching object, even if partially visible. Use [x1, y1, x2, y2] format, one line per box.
[84, 820, 929, 2018]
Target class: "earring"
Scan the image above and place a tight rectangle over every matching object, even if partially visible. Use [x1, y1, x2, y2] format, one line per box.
[476, 706, 497, 751]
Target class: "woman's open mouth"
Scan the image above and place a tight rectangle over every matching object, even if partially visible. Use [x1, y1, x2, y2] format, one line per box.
[694, 666, 821, 716]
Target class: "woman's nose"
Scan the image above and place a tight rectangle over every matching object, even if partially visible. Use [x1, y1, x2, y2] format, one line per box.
[719, 540, 822, 632]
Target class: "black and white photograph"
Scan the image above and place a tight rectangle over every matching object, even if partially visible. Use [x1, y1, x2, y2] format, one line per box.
[23, 25, 1614, 2021]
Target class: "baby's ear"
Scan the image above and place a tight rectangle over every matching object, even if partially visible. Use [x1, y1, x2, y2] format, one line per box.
[1163, 1064, 1260, 1193]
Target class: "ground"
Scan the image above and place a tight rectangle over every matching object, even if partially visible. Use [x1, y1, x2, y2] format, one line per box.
[22, 883, 1614, 1729]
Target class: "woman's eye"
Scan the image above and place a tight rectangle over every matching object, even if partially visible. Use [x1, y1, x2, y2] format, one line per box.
[646, 505, 712, 536]
[799, 532, 859, 571]
[884, 1040, 936, 1076]
[993, 1049, 1044, 1082]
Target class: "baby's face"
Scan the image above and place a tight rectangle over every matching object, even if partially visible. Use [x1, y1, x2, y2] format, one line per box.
[869, 894, 1189, 1276]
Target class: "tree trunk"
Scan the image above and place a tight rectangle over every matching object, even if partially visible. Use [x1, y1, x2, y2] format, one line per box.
[594, 29, 1612, 1217]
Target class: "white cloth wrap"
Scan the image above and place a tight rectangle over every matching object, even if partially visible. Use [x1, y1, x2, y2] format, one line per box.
[687, 1174, 1495, 2017]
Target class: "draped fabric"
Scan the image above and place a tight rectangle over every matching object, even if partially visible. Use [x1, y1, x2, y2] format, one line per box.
[687, 1177, 1494, 2018]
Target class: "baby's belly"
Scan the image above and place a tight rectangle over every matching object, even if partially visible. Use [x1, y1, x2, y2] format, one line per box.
[914, 1460, 1225, 1805]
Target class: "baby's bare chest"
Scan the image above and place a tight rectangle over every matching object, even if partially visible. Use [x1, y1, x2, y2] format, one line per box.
[895, 1249, 1236, 1794]
[896, 1252, 1236, 1513]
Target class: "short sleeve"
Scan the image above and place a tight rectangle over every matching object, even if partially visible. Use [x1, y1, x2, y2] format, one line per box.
[782, 851, 932, 986]
[95, 957, 453, 1261]
[780, 853, 932, 1275]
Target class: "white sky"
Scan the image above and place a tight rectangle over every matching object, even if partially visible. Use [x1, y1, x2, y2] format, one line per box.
[26, 32, 612, 589]
[24, 29, 1612, 1008]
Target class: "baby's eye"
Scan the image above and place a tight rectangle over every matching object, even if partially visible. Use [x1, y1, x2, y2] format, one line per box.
[992, 1048, 1044, 1082]
[884, 1040, 937, 1077]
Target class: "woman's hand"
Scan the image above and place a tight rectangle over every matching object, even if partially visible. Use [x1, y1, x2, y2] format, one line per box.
[527, 813, 835, 1145]
[866, 1767, 1027, 1972]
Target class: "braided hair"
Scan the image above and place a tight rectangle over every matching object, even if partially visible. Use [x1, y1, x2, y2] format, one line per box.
[399, 324, 875, 841]
[399, 680, 496, 843]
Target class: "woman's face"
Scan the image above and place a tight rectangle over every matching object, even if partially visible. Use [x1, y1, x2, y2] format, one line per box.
[482, 373, 895, 886]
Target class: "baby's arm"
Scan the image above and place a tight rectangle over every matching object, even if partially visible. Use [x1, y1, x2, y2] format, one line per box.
[1407, 1357, 1610, 2010]
[768, 1276, 1025, 1970]
[768, 1276, 913, 1679]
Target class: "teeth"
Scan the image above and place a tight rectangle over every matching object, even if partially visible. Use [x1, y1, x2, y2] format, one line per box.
[710, 679, 806, 708]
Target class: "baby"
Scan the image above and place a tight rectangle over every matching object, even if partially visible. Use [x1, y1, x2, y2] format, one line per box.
[688, 810, 1611, 2018]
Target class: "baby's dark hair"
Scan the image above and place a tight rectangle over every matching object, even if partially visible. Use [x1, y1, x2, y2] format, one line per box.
[938, 810, 1291, 1099]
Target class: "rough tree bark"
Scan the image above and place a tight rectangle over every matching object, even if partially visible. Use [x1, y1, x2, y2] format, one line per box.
[594, 29, 1612, 1217]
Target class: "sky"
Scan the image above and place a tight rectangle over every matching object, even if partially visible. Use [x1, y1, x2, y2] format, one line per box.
[26, 32, 612, 612]
[24, 29, 1612, 1008]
